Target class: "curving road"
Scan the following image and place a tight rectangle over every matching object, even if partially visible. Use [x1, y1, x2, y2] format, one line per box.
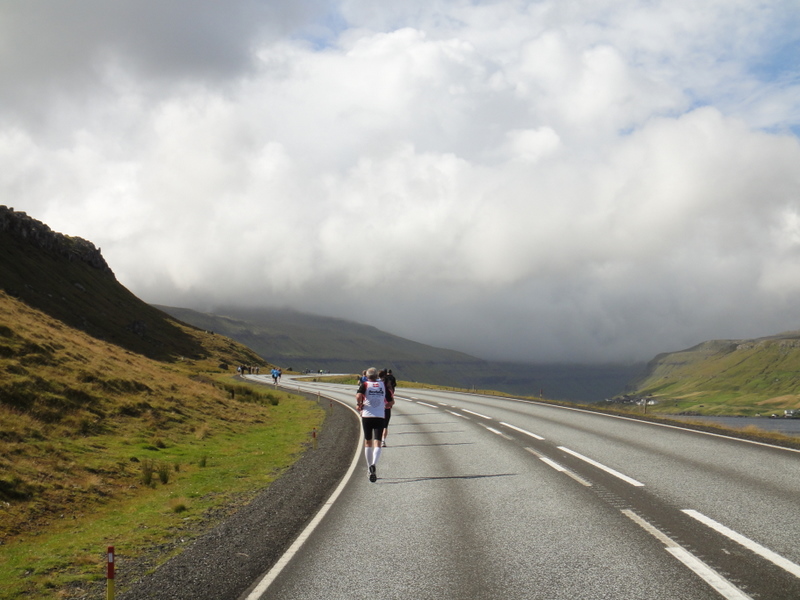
[242, 376, 800, 600]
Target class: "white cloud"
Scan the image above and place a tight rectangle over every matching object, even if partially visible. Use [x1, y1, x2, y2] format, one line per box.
[3, 0, 800, 363]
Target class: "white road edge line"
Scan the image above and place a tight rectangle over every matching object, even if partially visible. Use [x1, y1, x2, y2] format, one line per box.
[682, 509, 800, 579]
[463, 409, 492, 420]
[525, 448, 591, 486]
[558, 446, 645, 487]
[500, 421, 545, 440]
[508, 398, 800, 455]
[243, 402, 363, 600]
[622, 510, 753, 600]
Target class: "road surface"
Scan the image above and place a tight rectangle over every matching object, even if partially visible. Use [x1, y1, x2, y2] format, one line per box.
[242, 376, 800, 600]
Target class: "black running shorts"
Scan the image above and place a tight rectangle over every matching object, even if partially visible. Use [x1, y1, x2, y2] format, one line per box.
[361, 417, 385, 441]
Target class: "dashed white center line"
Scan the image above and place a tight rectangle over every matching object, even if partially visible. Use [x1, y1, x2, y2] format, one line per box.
[526, 448, 591, 486]
[463, 409, 492, 420]
[446, 410, 468, 419]
[682, 509, 800, 579]
[558, 446, 644, 487]
[666, 547, 753, 600]
[416, 401, 437, 408]
[481, 424, 513, 440]
[500, 422, 545, 440]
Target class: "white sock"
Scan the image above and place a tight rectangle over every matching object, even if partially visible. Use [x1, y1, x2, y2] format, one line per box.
[372, 447, 382, 465]
[365, 446, 374, 466]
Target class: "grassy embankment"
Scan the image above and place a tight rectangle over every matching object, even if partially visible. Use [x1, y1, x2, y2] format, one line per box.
[0, 292, 324, 599]
[631, 339, 800, 416]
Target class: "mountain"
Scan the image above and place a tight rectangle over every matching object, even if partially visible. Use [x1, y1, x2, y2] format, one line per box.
[0, 206, 287, 539]
[629, 332, 800, 415]
[154, 304, 486, 381]
[0, 206, 215, 362]
[156, 305, 644, 402]
[0, 204, 638, 403]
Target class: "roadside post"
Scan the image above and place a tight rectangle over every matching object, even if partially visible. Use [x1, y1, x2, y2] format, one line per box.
[106, 546, 115, 600]
[312, 428, 318, 450]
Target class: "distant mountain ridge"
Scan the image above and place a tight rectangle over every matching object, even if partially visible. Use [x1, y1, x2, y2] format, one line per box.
[156, 305, 644, 402]
[0, 205, 639, 402]
[155, 304, 490, 383]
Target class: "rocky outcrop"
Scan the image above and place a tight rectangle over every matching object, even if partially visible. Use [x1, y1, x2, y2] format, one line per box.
[0, 205, 114, 277]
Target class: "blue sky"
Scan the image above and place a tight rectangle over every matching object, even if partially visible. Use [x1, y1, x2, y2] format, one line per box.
[1, 0, 800, 363]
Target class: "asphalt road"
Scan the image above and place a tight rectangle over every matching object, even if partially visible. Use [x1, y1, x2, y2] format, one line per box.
[244, 377, 800, 600]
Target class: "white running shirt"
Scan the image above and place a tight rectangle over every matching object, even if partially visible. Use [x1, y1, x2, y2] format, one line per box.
[360, 380, 386, 419]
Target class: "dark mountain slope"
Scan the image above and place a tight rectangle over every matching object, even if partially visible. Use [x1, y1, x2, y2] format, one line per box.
[1, 206, 205, 361]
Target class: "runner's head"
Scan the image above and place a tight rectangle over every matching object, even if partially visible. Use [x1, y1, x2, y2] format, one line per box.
[366, 367, 378, 381]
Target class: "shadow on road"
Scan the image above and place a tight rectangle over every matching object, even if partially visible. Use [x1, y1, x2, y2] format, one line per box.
[382, 441, 475, 448]
[379, 473, 516, 485]
[393, 429, 465, 435]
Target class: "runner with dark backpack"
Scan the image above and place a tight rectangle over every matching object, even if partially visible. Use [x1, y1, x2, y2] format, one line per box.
[380, 369, 396, 447]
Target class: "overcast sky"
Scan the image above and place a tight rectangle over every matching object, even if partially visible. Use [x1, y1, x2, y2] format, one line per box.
[3, 1, 800, 364]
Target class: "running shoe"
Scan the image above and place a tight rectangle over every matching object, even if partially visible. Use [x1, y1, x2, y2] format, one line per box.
[369, 464, 377, 483]
[382, 440, 387, 447]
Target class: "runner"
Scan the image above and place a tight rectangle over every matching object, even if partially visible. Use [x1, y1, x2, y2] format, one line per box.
[356, 367, 390, 482]
[379, 369, 395, 447]
[381, 369, 397, 448]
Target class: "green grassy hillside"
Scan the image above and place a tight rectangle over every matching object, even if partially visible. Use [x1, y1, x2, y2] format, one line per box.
[0, 208, 325, 597]
[0, 290, 324, 597]
[1, 289, 272, 531]
[630, 334, 800, 415]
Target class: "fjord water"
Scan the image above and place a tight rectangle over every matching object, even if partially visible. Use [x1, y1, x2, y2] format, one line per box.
[671, 415, 800, 437]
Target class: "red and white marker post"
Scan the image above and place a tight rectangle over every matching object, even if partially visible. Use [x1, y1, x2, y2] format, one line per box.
[106, 546, 115, 600]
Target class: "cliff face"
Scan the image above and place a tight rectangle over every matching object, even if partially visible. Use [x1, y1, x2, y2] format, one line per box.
[0, 206, 206, 361]
[0, 206, 113, 276]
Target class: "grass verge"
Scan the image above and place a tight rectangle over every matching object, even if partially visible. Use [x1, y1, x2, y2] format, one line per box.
[0, 384, 323, 599]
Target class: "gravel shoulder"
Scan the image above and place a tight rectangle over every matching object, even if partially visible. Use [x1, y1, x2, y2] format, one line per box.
[111, 390, 359, 600]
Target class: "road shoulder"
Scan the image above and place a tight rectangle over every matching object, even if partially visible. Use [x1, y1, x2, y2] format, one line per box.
[112, 391, 359, 600]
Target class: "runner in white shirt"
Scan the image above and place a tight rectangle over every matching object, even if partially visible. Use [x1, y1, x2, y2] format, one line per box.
[356, 367, 390, 482]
